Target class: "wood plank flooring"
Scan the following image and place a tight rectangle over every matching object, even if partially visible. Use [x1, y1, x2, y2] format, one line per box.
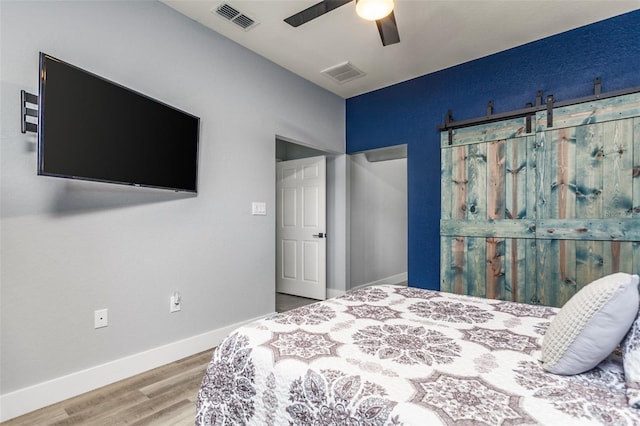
[1, 348, 214, 426]
[3, 293, 315, 425]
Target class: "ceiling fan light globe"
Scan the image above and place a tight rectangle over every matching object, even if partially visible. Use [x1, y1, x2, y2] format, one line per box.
[355, 0, 394, 21]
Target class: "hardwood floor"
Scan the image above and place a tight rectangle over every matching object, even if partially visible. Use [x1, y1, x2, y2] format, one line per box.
[1, 349, 214, 426]
[2, 293, 315, 425]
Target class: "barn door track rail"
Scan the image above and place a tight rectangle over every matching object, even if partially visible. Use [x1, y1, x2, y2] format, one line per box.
[438, 78, 640, 145]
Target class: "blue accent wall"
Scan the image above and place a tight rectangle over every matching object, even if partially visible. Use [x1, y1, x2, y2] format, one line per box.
[346, 10, 640, 290]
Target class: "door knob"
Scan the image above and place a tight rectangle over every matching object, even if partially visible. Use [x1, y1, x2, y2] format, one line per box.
[312, 232, 326, 238]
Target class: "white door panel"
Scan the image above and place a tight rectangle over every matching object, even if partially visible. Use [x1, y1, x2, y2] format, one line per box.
[282, 240, 297, 279]
[276, 156, 326, 300]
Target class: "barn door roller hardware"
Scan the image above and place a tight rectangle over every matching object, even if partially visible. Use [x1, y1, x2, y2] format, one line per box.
[445, 110, 454, 145]
[546, 95, 554, 128]
[524, 90, 543, 133]
[438, 77, 640, 134]
[21, 90, 38, 134]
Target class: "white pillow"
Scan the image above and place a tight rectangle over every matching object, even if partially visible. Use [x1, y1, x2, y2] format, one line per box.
[541, 273, 640, 375]
[621, 307, 640, 408]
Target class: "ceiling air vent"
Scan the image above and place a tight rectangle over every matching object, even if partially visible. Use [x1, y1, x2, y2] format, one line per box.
[321, 62, 366, 84]
[214, 3, 259, 31]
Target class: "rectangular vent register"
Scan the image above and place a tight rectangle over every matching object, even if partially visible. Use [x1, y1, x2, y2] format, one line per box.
[214, 3, 259, 31]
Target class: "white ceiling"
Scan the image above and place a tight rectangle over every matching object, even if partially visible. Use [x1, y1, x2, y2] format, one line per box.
[162, 0, 640, 99]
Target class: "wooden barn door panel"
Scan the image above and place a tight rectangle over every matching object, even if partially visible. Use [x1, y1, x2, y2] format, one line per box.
[537, 117, 635, 221]
[535, 125, 578, 306]
[537, 239, 637, 306]
[441, 120, 536, 302]
[534, 109, 640, 306]
[441, 93, 640, 307]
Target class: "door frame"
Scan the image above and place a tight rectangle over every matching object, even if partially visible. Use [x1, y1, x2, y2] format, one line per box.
[275, 136, 346, 299]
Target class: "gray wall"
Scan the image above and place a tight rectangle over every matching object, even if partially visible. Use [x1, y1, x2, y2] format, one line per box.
[349, 154, 407, 288]
[0, 0, 344, 397]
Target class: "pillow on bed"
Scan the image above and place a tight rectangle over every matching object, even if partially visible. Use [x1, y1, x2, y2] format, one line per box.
[622, 306, 640, 408]
[541, 272, 639, 375]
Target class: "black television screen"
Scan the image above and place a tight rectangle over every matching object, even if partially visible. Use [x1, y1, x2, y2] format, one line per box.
[38, 53, 200, 192]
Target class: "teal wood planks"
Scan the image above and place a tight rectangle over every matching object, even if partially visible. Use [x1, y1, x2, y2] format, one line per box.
[441, 93, 640, 307]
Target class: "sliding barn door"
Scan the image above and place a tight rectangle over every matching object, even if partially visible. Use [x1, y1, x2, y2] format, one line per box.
[441, 93, 640, 307]
[533, 95, 640, 306]
[441, 119, 537, 303]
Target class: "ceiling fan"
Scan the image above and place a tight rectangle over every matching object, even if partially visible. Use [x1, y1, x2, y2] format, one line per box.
[284, 0, 400, 46]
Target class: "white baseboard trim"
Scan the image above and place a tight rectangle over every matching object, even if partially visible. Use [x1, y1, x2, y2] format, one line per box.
[350, 272, 408, 292]
[0, 313, 272, 422]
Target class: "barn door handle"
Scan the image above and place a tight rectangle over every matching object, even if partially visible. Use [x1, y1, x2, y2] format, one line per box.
[312, 232, 326, 238]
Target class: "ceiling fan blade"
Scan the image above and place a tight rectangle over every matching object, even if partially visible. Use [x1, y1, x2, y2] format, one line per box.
[376, 10, 400, 46]
[284, 0, 353, 27]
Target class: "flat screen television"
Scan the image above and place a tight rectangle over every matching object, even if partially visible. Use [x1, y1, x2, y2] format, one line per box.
[38, 52, 200, 193]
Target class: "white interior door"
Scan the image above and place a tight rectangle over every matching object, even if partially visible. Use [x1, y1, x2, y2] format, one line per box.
[276, 156, 327, 300]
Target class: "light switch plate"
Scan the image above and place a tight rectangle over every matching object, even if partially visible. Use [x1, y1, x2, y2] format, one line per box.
[252, 202, 267, 216]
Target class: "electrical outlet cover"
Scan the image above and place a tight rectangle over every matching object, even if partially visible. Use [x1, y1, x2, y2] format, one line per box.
[170, 295, 181, 313]
[94, 309, 108, 329]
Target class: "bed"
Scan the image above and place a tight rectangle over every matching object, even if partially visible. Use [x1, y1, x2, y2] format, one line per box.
[195, 284, 640, 425]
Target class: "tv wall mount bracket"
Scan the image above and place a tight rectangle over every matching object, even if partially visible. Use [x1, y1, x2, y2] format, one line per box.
[21, 90, 38, 134]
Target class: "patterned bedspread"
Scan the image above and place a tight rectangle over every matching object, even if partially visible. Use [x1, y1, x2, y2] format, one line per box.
[196, 285, 640, 425]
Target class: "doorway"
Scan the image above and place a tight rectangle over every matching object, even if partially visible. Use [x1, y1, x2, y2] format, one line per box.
[349, 145, 408, 290]
[275, 138, 338, 302]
